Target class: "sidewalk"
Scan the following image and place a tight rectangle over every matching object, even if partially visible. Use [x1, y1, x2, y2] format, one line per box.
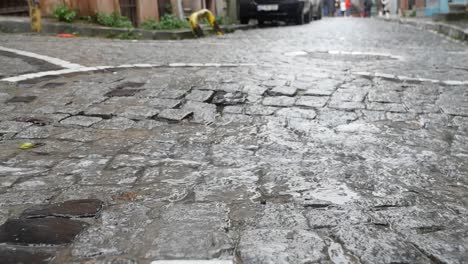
[378, 15, 468, 43]
[0, 16, 255, 40]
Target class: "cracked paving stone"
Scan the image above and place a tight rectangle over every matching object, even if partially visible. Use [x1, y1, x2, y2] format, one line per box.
[295, 96, 329, 108]
[0, 247, 54, 264]
[21, 199, 104, 219]
[262, 96, 296, 107]
[276, 108, 317, 120]
[60, 116, 103, 127]
[182, 101, 217, 123]
[0, 218, 88, 245]
[158, 109, 193, 121]
[269, 86, 297, 96]
[185, 90, 214, 102]
[329, 100, 365, 110]
[55, 129, 103, 142]
[6, 96, 37, 103]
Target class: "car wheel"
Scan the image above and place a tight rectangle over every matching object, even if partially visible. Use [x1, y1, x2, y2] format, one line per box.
[295, 11, 304, 25]
[317, 4, 323, 19]
[305, 8, 312, 23]
[240, 17, 249, 24]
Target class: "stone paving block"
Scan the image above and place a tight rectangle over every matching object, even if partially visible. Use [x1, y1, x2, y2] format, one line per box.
[149, 98, 182, 109]
[21, 199, 103, 219]
[238, 229, 327, 263]
[0, 218, 88, 245]
[245, 105, 277, 116]
[158, 88, 190, 99]
[144, 203, 232, 259]
[269, 86, 297, 96]
[118, 106, 160, 120]
[185, 90, 215, 102]
[243, 85, 268, 95]
[158, 109, 193, 121]
[182, 101, 217, 123]
[317, 109, 358, 127]
[223, 105, 244, 114]
[262, 96, 296, 107]
[92, 117, 137, 130]
[304, 79, 340, 95]
[367, 102, 407, 113]
[212, 91, 246, 105]
[368, 89, 401, 103]
[15, 126, 52, 139]
[276, 108, 317, 120]
[295, 96, 329, 108]
[262, 79, 287, 88]
[0, 247, 54, 264]
[60, 116, 102, 127]
[109, 154, 148, 169]
[329, 100, 366, 110]
[0, 121, 32, 133]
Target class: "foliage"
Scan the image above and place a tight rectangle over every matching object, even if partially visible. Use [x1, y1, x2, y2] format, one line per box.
[53, 5, 77, 23]
[215, 16, 231, 25]
[96, 12, 133, 28]
[140, 15, 190, 30]
[409, 10, 417, 17]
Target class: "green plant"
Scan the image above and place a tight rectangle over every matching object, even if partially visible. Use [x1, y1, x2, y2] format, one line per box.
[140, 15, 189, 30]
[215, 16, 231, 25]
[409, 10, 417, 17]
[96, 12, 133, 28]
[117, 30, 141, 40]
[53, 5, 77, 23]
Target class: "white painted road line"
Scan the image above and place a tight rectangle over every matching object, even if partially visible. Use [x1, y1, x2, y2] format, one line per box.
[151, 261, 233, 264]
[1, 63, 255, 83]
[352, 71, 468, 86]
[0, 46, 83, 69]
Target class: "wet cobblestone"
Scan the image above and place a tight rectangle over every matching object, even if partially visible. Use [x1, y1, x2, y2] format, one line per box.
[0, 17, 467, 264]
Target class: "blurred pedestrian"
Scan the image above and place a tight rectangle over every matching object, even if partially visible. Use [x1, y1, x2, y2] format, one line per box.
[345, 0, 351, 16]
[340, 0, 346, 16]
[324, 0, 329, 16]
[364, 0, 373, 17]
[381, 0, 390, 18]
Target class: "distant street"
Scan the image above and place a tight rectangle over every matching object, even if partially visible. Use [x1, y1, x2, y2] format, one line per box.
[0, 18, 467, 263]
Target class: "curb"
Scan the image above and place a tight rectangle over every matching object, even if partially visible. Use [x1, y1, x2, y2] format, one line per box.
[0, 16, 256, 40]
[377, 16, 467, 44]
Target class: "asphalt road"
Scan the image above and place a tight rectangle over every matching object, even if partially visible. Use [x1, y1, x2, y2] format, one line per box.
[0, 17, 467, 264]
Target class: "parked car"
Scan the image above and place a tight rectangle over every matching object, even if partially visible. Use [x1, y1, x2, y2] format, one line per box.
[240, 0, 322, 25]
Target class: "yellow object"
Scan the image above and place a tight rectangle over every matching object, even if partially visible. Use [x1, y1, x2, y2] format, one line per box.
[20, 143, 37, 149]
[28, 0, 42, 33]
[189, 9, 223, 37]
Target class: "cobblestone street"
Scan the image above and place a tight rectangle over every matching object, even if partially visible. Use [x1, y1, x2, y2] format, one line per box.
[0, 18, 467, 263]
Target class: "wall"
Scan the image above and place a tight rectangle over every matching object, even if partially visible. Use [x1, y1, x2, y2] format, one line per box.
[137, 0, 159, 22]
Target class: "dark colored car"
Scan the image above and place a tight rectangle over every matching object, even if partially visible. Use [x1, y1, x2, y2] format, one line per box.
[240, 0, 322, 25]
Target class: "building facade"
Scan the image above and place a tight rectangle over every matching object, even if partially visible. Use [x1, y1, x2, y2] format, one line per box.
[33, 0, 224, 25]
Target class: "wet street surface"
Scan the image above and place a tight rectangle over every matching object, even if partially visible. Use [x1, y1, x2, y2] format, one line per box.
[0, 18, 467, 263]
